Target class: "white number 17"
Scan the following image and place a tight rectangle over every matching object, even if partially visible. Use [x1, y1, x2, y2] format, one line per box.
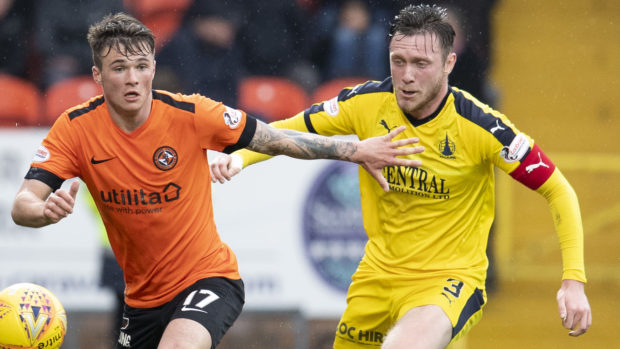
[184, 289, 220, 309]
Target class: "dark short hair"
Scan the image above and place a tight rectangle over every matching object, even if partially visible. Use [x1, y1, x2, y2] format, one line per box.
[389, 4, 455, 59]
[87, 12, 155, 69]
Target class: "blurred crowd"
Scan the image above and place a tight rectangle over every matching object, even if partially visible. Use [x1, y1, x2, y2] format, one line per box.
[0, 0, 497, 115]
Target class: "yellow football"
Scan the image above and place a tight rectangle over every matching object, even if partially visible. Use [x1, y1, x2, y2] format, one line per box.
[0, 283, 67, 349]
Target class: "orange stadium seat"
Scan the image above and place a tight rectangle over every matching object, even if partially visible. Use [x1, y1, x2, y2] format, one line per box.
[238, 76, 309, 122]
[0, 74, 42, 127]
[311, 77, 369, 104]
[43, 75, 103, 126]
[124, 0, 192, 50]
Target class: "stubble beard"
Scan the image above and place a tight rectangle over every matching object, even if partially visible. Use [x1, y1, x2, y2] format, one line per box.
[399, 76, 444, 118]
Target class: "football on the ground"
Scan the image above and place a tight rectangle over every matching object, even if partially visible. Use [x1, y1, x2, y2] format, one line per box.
[0, 283, 67, 349]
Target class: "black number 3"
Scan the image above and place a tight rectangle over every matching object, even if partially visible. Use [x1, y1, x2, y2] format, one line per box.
[443, 278, 464, 298]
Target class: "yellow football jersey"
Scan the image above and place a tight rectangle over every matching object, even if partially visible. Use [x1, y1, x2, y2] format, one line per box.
[237, 78, 585, 283]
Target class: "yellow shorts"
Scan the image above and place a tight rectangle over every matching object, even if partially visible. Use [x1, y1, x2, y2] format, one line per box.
[334, 267, 486, 348]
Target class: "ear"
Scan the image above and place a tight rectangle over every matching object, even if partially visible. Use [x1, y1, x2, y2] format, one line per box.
[92, 66, 102, 85]
[444, 52, 457, 75]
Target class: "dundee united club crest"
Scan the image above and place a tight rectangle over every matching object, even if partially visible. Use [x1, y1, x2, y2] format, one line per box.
[153, 146, 178, 171]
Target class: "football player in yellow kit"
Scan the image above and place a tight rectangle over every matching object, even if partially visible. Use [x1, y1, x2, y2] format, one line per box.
[211, 4, 591, 348]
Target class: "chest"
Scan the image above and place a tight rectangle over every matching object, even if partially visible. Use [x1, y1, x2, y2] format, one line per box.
[77, 119, 205, 192]
[366, 108, 492, 196]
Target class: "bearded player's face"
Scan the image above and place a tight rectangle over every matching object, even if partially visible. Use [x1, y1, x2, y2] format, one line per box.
[389, 32, 455, 118]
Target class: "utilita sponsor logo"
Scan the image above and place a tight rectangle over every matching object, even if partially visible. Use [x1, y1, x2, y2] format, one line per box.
[100, 183, 181, 206]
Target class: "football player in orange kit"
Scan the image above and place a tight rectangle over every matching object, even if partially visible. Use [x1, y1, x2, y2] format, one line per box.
[10, 12, 424, 349]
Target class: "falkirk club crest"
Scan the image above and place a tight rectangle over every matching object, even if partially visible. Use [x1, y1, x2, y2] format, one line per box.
[438, 132, 456, 159]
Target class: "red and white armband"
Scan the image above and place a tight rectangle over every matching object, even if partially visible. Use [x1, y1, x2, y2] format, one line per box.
[509, 143, 556, 190]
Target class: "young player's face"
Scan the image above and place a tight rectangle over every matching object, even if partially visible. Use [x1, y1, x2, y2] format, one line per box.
[93, 45, 155, 118]
[389, 32, 455, 118]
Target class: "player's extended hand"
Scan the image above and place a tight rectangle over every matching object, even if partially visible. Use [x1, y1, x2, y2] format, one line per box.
[43, 180, 79, 224]
[353, 126, 424, 192]
[557, 279, 592, 336]
[210, 153, 243, 183]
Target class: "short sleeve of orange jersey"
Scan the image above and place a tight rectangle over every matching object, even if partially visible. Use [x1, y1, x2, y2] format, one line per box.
[192, 95, 250, 152]
[32, 112, 81, 181]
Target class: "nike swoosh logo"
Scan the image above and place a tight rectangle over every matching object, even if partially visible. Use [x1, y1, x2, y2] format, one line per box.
[181, 306, 208, 314]
[91, 156, 116, 164]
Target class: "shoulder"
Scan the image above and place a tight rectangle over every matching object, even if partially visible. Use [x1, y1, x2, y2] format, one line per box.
[65, 95, 106, 121]
[47, 95, 105, 135]
[306, 77, 393, 117]
[152, 90, 198, 113]
[336, 77, 393, 103]
[151, 90, 234, 117]
[450, 87, 517, 146]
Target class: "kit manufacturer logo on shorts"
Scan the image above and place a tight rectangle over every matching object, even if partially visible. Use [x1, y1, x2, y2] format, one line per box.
[223, 106, 242, 129]
[152, 146, 178, 171]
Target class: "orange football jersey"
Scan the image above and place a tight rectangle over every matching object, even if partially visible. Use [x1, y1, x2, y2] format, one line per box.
[27, 90, 256, 308]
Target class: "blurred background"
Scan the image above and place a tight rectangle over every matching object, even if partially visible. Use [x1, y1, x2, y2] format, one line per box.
[0, 0, 618, 348]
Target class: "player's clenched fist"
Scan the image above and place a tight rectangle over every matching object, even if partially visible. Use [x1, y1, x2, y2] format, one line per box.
[43, 181, 80, 223]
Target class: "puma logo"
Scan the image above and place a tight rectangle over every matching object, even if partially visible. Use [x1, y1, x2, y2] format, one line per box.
[525, 152, 550, 173]
[380, 120, 397, 133]
[490, 120, 506, 134]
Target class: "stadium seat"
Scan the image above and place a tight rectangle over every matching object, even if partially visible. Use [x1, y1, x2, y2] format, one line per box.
[0, 74, 43, 127]
[123, 0, 192, 50]
[311, 77, 369, 104]
[43, 75, 102, 126]
[238, 76, 309, 122]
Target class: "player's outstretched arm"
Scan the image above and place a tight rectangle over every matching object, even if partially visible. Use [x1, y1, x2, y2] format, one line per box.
[12, 179, 79, 228]
[557, 279, 592, 336]
[242, 121, 424, 191]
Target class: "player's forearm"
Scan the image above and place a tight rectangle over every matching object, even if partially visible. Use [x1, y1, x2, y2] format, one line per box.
[238, 114, 309, 167]
[536, 169, 587, 282]
[11, 191, 50, 228]
[247, 122, 357, 161]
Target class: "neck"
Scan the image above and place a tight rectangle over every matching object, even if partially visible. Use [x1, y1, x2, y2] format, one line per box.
[107, 95, 153, 133]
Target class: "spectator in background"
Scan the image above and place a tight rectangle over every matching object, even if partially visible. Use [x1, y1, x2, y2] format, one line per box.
[237, 1, 318, 92]
[156, 0, 244, 106]
[309, 0, 391, 82]
[443, 2, 498, 106]
[320, 0, 390, 81]
[32, 0, 124, 89]
[0, 0, 33, 79]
